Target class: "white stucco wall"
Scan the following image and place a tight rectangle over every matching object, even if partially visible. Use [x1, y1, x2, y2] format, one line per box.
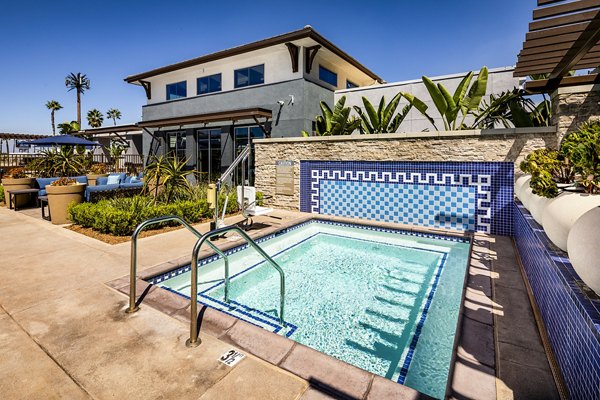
[335, 66, 523, 132]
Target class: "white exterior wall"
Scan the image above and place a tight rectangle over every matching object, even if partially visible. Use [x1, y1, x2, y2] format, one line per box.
[335, 66, 523, 132]
[146, 45, 302, 104]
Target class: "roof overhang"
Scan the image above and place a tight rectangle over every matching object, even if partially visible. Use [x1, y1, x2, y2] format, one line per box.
[124, 26, 383, 84]
[0, 133, 51, 140]
[137, 107, 272, 129]
[82, 124, 142, 136]
[515, 0, 600, 93]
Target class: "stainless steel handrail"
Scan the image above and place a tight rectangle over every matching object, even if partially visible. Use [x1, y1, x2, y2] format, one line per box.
[186, 225, 286, 348]
[126, 215, 229, 313]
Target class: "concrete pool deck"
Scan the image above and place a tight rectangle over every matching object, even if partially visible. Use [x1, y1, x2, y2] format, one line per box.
[0, 206, 559, 399]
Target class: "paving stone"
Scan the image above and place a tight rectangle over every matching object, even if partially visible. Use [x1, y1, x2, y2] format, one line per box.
[299, 387, 339, 399]
[493, 266, 526, 291]
[279, 343, 373, 400]
[494, 285, 544, 350]
[0, 312, 90, 400]
[220, 319, 295, 365]
[198, 357, 306, 400]
[450, 358, 496, 400]
[366, 376, 432, 399]
[463, 287, 494, 326]
[497, 341, 551, 371]
[457, 316, 495, 369]
[467, 269, 492, 297]
[498, 360, 560, 400]
[171, 304, 238, 339]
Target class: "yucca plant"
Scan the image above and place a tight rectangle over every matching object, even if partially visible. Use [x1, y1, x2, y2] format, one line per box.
[302, 96, 360, 136]
[144, 155, 195, 204]
[353, 93, 411, 134]
[407, 66, 489, 131]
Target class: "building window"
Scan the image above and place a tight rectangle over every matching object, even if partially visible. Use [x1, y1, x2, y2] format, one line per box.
[234, 64, 264, 88]
[166, 131, 186, 161]
[196, 128, 222, 183]
[166, 81, 187, 100]
[197, 74, 221, 95]
[234, 126, 265, 184]
[346, 80, 358, 89]
[319, 66, 337, 87]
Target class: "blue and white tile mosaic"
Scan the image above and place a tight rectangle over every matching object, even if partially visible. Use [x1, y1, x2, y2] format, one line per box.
[514, 202, 600, 400]
[300, 161, 514, 235]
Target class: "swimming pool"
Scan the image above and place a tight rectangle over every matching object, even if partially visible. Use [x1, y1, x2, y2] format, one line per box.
[150, 220, 471, 399]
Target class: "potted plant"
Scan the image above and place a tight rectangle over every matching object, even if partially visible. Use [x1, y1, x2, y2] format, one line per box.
[46, 177, 86, 225]
[86, 163, 108, 186]
[1, 168, 35, 208]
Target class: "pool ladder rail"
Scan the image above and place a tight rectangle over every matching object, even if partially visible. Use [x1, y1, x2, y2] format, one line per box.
[126, 215, 286, 349]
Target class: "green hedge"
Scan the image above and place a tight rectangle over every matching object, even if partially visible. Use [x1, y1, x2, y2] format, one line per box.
[0, 185, 4, 204]
[68, 193, 238, 236]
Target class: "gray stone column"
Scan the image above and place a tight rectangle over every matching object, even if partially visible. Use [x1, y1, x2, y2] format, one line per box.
[551, 84, 600, 142]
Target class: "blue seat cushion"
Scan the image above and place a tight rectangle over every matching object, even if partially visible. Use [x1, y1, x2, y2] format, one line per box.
[36, 177, 58, 191]
[85, 184, 119, 201]
[72, 175, 88, 185]
[120, 182, 144, 189]
[96, 176, 109, 186]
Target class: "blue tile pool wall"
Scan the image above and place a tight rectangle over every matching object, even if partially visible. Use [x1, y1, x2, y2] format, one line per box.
[300, 161, 514, 235]
[514, 202, 600, 400]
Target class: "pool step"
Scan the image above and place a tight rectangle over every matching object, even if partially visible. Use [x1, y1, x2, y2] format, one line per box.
[198, 293, 297, 337]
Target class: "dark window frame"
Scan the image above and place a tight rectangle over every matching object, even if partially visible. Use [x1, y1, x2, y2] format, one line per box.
[319, 65, 338, 87]
[166, 81, 187, 100]
[346, 80, 358, 89]
[196, 73, 222, 95]
[234, 64, 265, 88]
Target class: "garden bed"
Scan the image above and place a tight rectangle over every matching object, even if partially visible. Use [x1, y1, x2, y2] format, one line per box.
[66, 221, 210, 244]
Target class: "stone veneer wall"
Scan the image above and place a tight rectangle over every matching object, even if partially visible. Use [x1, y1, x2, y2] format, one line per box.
[552, 84, 600, 141]
[254, 127, 558, 210]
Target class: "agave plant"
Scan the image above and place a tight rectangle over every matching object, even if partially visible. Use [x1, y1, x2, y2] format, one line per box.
[353, 93, 411, 134]
[27, 147, 87, 177]
[407, 66, 489, 131]
[302, 96, 360, 136]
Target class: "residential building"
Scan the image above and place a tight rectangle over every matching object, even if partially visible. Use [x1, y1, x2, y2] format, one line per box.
[125, 26, 382, 181]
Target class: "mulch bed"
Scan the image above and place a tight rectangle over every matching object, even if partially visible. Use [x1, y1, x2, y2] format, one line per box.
[65, 224, 189, 245]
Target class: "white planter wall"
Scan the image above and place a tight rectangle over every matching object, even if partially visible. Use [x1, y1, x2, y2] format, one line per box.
[541, 193, 600, 252]
[567, 207, 600, 295]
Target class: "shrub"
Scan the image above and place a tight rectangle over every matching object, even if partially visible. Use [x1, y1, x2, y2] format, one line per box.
[0, 185, 4, 204]
[68, 195, 214, 236]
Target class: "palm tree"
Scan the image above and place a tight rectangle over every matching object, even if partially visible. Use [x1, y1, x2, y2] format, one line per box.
[65, 73, 91, 126]
[57, 121, 81, 134]
[45, 100, 63, 135]
[87, 109, 104, 128]
[106, 108, 122, 125]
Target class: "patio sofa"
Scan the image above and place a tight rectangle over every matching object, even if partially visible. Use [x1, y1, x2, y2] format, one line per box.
[35, 173, 144, 202]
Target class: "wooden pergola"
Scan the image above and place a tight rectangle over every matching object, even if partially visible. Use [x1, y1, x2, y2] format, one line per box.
[515, 0, 600, 93]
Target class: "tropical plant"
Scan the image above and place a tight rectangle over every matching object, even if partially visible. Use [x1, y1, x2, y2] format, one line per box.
[6, 167, 28, 179]
[407, 66, 489, 131]
[89, 163, 108, 174]
[302, 96, 360, 136]
[26, 147, 87, 177]
[50, 177, 77, 186]
[144, 155, 194, 204]
[352, 93, 412, 134]
[65, 72, 91, 126]
[560, 121, 600, 193]
[106, 108, 122, 125]
[86, 109, 104, 128]
[520, 149, 572, 198]
[45, 100, 63, 135]
[473, 88, 551, 128]
[57, 120, 81, 134]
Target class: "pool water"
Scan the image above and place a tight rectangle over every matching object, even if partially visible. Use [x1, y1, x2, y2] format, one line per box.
[153, 221, 470, 399]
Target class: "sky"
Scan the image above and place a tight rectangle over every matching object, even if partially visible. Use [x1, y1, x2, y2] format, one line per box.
[0, 0, 535, 134]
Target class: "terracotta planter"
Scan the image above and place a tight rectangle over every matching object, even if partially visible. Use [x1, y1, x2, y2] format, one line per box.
[46, 183, 86, 225]
[1, 177, 34, 208]
[86, 173, 108, 186]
